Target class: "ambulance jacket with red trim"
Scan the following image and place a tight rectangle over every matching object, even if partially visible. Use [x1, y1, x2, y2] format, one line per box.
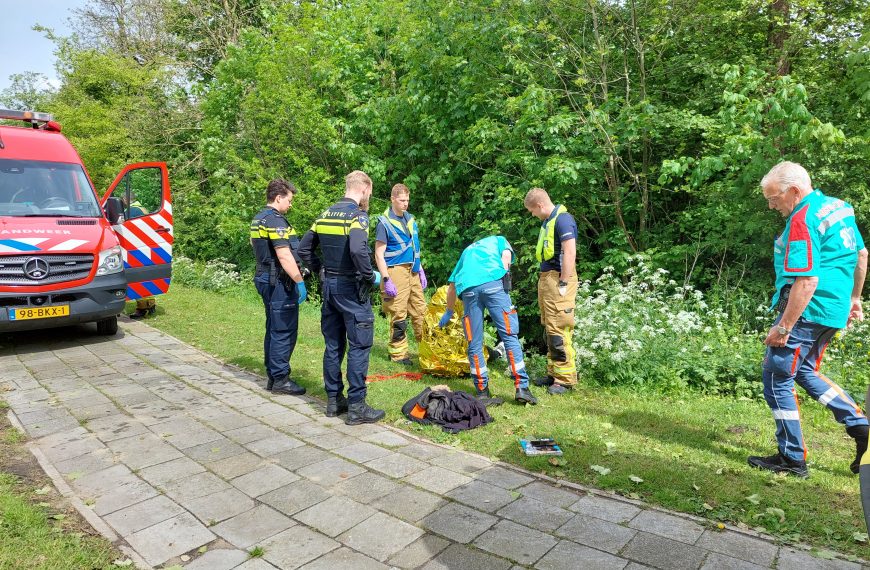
[771, 189, 865, 329]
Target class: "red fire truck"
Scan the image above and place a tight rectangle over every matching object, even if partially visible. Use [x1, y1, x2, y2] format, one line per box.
[0, 110, 173, 334]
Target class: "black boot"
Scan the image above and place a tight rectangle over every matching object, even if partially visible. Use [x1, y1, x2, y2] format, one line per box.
[847, 425, 869, 474]
[474, 387, 503, 406]
[266, 375, 275, 392]
[326, 393, 349, 417]
[515, 387, 538, 405]
[747, 452, 808, 478]
[547, 383, 571, 395]
[271, 377, 306, 396]
[345, 400, 385, 425]
[532, 375, 555, 387]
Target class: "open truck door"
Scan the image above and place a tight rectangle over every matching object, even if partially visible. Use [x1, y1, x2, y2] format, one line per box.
[101, 163, 173, 301]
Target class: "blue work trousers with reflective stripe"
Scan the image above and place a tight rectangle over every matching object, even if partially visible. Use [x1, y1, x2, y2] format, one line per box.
[763, 316, 868, 462]
[321, 277, 375, 404]
[255, 274, 299, 383]
[460, 280, 529, 391]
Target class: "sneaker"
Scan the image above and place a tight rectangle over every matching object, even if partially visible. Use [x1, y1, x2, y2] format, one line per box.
[847, 425, 869, 474]
[747, 452, 808, 478]
[395, 357, 414, 367]
[326, 393, 348, 417]
[515, 387, 538, 405]
[548, 384, 570, 395]
[487, 341, 506, 363]
[474, 387, 504, 407]
[271, 379, 306, 396]
[346, 400, 386, 425]
[532, 375, 555, 387]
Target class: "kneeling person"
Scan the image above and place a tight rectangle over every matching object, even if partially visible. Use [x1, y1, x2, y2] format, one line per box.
[438, 235, 537, 405]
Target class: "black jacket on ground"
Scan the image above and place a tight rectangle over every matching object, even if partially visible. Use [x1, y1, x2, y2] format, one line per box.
[402, 388, 493, 434]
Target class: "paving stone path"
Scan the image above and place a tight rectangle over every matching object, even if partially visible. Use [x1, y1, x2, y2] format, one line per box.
[1, 320, 864, 569]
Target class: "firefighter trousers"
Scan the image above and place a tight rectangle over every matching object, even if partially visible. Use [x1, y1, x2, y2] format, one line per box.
[538, 270, 578, 386]
[381, 264, 426, 361]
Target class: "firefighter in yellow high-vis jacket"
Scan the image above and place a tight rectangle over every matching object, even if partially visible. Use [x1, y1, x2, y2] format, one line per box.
[524, 188, 579, 394]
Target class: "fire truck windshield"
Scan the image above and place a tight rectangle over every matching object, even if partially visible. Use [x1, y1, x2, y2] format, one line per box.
[0, 159, 103, 218]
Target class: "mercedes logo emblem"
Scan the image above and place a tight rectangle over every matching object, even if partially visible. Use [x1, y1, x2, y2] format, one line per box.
[24, 257, 50, 280]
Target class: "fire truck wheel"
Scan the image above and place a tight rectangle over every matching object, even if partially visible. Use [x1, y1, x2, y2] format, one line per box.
[96, 316, 119, 335]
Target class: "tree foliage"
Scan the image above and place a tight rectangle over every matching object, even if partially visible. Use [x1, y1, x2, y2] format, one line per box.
[2, 0, 868, 340]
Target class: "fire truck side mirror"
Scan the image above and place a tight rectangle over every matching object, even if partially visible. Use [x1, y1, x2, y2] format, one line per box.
[104, 197, 123, 224]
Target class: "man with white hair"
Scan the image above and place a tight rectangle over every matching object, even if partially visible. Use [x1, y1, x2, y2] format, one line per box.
[748, 161, 869, 478]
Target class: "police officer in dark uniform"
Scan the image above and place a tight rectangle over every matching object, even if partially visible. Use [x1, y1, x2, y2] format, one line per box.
[298, 170, 385, 425]
[251, 179, 308, 395]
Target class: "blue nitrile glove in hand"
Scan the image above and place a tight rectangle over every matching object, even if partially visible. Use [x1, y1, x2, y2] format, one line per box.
[384, 278, 398, 297]
[438, 309, 454, 328]
[296, 281, 308, 304]
[372, 271, 382, 286]
[419, 267, 428, 289]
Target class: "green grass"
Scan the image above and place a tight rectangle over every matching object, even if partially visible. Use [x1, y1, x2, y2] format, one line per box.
[0, 426, 119, 569]
[141, 284, 869, 557]
[3, 427, 25, 445]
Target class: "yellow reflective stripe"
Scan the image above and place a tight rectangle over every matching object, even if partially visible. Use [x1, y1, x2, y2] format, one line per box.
[251, 223, 295, 239]
[314, 219, 351, 236]
[553, 326, 576, 373]
[349, 219, 368, 233]
[315, 225, 349, 236]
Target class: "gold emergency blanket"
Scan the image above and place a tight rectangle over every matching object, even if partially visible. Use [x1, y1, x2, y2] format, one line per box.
[419, 285, 487, 376]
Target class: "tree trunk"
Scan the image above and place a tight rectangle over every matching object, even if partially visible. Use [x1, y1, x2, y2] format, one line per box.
[769, 0, 791, 76]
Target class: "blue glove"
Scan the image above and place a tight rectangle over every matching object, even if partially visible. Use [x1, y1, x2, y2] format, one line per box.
[372, 271, 382, 286]
[438, 309, 454, 328]
[296, 281, 307, 304]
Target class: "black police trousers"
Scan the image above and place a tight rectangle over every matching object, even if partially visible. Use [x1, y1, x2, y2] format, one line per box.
[255, 273, 299, 382]
[321, 277, 375, 404]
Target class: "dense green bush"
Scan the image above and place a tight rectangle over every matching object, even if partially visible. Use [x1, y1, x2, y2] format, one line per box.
[573, 256, 870, 400]
[3, 0, 867, 380]
[573, 256, 763, 396]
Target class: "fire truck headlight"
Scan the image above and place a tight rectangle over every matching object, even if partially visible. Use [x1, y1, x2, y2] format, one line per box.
[96, 246, 124, 276]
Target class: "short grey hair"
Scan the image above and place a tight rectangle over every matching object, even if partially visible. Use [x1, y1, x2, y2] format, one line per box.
[760, 161, 812, 193]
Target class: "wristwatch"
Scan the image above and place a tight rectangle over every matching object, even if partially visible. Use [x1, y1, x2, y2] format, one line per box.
[775, 325, 791, 335]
